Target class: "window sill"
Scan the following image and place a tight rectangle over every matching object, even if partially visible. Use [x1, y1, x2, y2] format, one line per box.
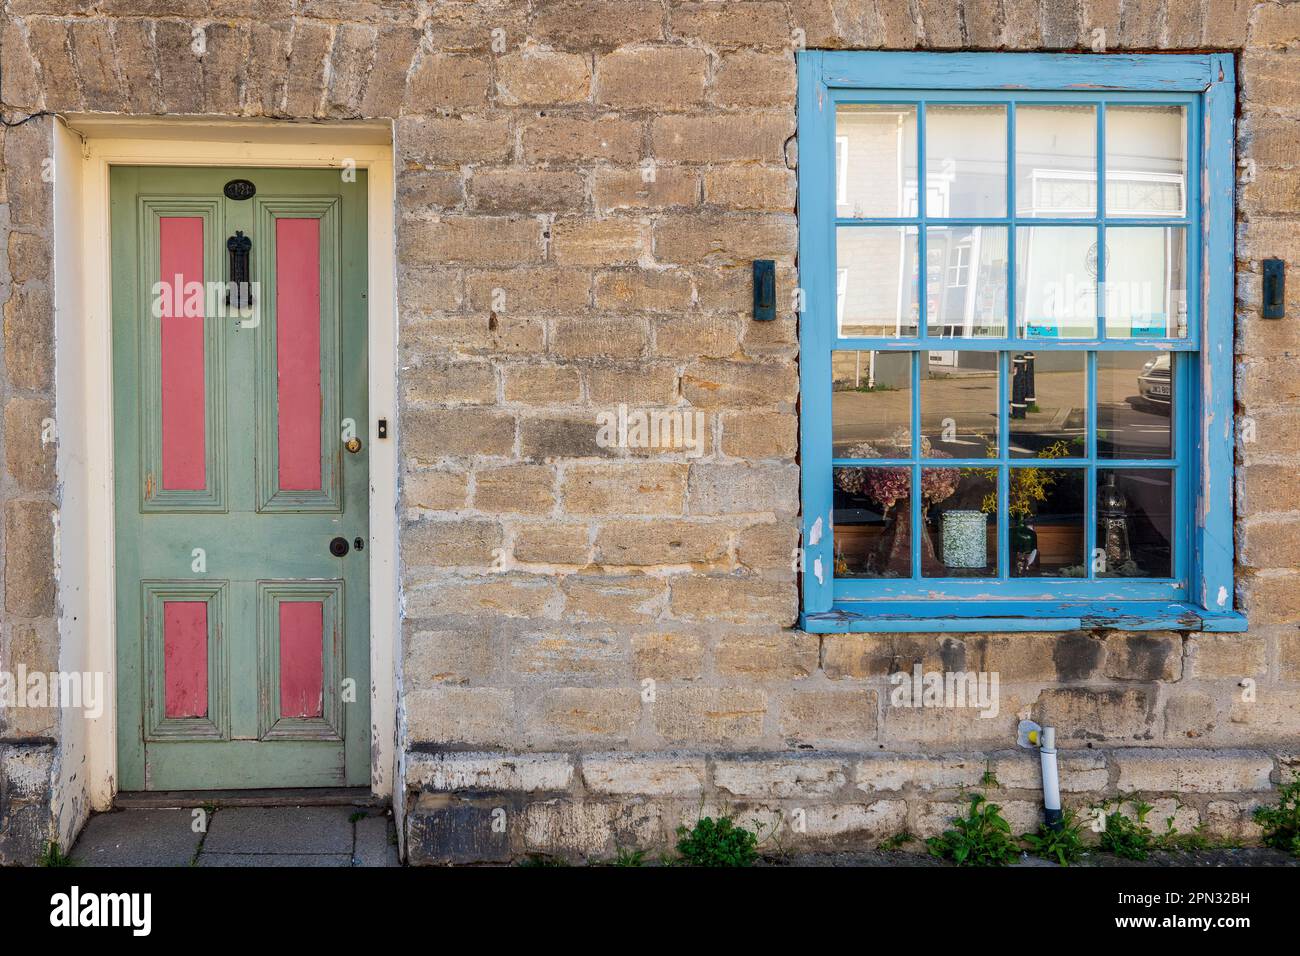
[800, 601, 1248, 634]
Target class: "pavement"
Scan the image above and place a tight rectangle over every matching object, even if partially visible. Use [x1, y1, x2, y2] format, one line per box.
[70, 805, 400, 867]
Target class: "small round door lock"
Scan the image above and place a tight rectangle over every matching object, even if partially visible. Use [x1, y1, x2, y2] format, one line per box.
[345, 437, 363, 454]
[329, 536, 350, 557]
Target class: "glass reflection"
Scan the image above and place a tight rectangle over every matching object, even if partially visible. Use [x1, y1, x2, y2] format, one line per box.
[1008, 351, 1087, 458]
[1104, 227, 1188, 339]
[832, 350, 912, 458]
[835, 104, 919, 219]
[926, 105, 1008, 218]
[926, 227, 1008, 338]
[1016, 104, 1097, 217]
[1015, 226, 1098, 339]
[837, 226, 920, 338]
[920, 351, 998, 457]
[1097, 352, 1173, 459]
[1105, 105, 1187, 217]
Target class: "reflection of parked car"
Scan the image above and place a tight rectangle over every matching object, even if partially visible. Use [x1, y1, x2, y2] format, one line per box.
[1136, 354, 1171, 411]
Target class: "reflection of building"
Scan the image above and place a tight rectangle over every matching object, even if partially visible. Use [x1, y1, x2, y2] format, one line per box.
[836, 103, 1187, 340]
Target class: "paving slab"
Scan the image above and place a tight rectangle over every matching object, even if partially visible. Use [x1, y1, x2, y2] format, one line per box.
[202, 806, 355, 855]
[353, 814, 400, 867]
[71, 809, 204, 867]
[197, 853, 354, 867]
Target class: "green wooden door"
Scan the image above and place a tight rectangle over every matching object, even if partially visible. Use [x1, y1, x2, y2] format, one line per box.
[111, 166, 370, 790]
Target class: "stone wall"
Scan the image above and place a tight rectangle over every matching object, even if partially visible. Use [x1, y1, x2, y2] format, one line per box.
[0, 0, 1297, 864]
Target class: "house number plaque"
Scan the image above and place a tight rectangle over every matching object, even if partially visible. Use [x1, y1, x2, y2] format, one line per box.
[223, 179, 256, 201]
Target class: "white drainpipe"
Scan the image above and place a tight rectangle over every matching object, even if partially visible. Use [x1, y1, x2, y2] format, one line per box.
[1039, 726, 1063, 831]
[1019, 719, 1063, 832]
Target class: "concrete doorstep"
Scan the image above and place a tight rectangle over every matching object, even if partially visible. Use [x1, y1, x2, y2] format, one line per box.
[69, 806, 401, 868]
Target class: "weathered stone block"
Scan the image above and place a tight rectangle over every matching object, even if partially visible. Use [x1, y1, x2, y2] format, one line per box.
[594, 519, 728, 566]
[473, 464, 556, 515]
[512, 524, 591, 565]
[510, 628, 628, 684]
[469, 170, 588, 215]
[581, 753, 706, 796]
[407, 752, 574, 793]
[1187, 634, 1267, 679]
[687, 462, 800, 517]
[714, 630, 818, 679]
[1113, 749, 1274, 793]
[406, 794, 512, 865]
[561, 463, 688, 515]
[496, 48, 591, 105]
[405, 468, 469, 512]
[3, 284, 54, 390]
[400, 115, 513, 165]
[595, 47, 708, 108]
[533, 687, 640, 742]
[631, 630, 705, 681]
[402, 517, 503, 568]
[714, 757, 847, 798]
[522, 116, 643, 164]
[4, 398, 55, 491]
[562, 576, 666, 623]
[406, 52, 491, 109]
[1103, 633, 1183, 682]
[669, 575, 796, 625]
[406, 687, 516, 746]
[652, 687, 767, 743]
[594, 167, 700, 212]
[780, 690, 878, 744]
[403, 407, 516, 461]
[4, 500, 55, 617]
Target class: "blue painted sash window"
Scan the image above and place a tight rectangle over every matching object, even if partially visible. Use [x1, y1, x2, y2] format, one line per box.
[797, 52, 1242, 632]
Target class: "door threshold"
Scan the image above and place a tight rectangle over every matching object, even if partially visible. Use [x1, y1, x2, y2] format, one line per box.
[114, 787, 382, 810]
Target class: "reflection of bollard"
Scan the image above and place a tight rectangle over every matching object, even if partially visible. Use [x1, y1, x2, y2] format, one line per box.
[1023, 351, 1036, 405]
[1011, 354, 1027, 420]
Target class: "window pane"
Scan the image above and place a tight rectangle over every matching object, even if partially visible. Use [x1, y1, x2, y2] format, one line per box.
[1009, 351, 1086, 458]
[1096, 468, 1174, 578]
[1097, 352, 1173, 459]
[924, 468, 998, 577]
[921, 350, 998, 457]
[1105, 105, 1187, 217]
[925, 105, 1007, 218]
[837, 226, 919, 337]
[1104, 227, 1188, 338]
[925, 226, 1008, 337]
[1015, 225, 1098, 338]
[832, 350, 912, 457]
[1008, 467, 1085, 577]
[1016, 104, 1097, 217]
[836, 104, 918, 218]
[833, 466, 912, 578]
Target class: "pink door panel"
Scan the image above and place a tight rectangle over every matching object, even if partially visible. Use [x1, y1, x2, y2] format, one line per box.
[275, 217, 323, 492]
[278, 600, 325, 719]
[158, 216, 206, 491]
[163, 600, 208, 719]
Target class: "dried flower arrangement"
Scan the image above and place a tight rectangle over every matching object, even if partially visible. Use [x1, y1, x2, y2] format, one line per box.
[835, 438, 960, 512]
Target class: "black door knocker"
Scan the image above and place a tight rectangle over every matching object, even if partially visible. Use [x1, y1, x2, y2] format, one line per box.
[226, 230, 253, 309]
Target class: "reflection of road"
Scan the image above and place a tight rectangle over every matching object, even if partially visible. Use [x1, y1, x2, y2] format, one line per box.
[832, 368, 1171, 460]
[1098, 400, 1170, 458]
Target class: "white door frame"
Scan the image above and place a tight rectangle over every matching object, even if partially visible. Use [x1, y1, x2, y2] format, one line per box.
[51, 117, 398, 839]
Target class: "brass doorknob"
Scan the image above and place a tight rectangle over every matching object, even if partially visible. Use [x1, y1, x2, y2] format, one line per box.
[345, 437, 362, 453]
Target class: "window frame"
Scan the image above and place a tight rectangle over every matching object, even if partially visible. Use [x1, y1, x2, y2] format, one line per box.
[796, 51, 1242, 633]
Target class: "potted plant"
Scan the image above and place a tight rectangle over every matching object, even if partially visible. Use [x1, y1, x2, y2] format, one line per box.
[836, 438, 958, 576]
